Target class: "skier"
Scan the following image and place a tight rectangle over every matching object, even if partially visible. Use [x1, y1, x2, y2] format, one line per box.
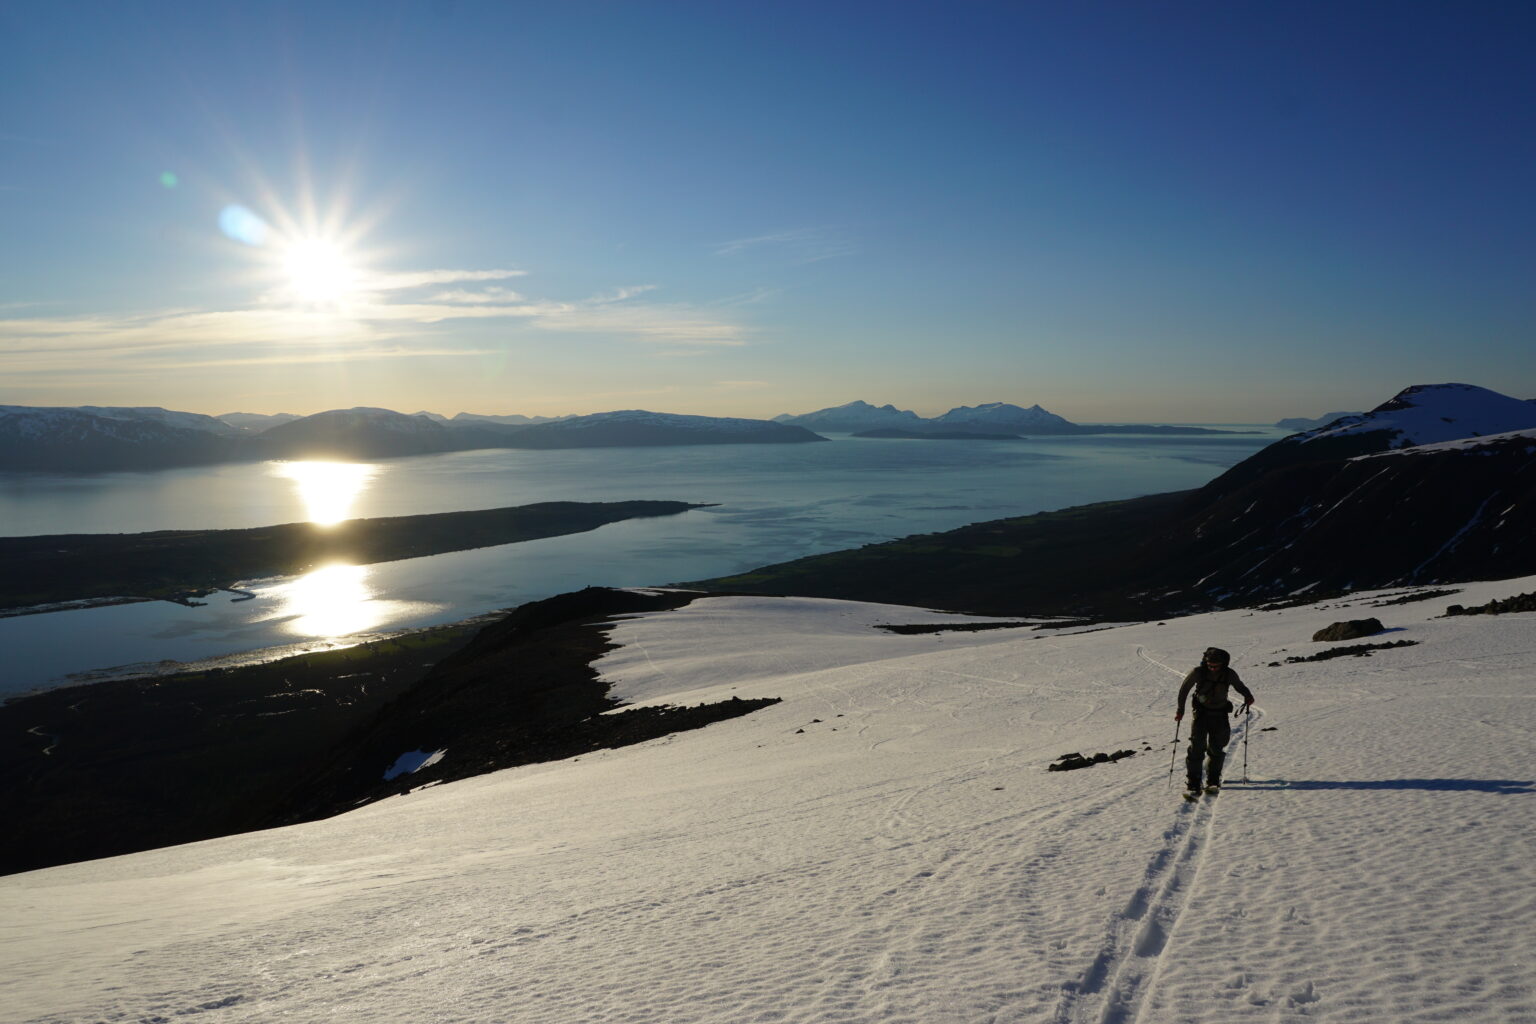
[1175, 647, 1254, 796]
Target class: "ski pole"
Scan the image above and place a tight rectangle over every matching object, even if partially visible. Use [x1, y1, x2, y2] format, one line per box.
[1167, 718, 1182, 789]
[1242, 704, 1251, 783]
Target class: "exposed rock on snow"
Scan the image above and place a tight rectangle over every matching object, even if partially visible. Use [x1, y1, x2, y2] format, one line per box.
[1312, 618, 1386, 642]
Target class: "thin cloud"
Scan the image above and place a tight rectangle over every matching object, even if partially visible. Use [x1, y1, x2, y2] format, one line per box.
[0, 265, 751, 382]
[428, 287, 525, 303]
[713, 227, 857, 264]
[365, 268, 527, 291]
[532, 303, 747, 347]
[588, 285, 657, 304]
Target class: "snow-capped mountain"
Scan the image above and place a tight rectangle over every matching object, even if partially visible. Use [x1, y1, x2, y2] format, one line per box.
[4, 577, 1532, 1022]
[773, 400, 927, 433]
[1290, 383, 1536, 449]
[932, 401, 1078, 433]
[1, 403, 827, 468]
[216, 411, 302, 433]
[73, 405, 243, 437]
[1207, 382, 1536, 498]
[776, 399, 1080, 435]
[0, 406, 255, 471]
[499, 409, 826, 448]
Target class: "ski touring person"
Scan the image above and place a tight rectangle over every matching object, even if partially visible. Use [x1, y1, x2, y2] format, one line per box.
[1176, 646, 1254, 799]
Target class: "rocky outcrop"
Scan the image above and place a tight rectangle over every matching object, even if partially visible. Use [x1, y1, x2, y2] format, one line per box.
[1312, 618, 1386, 642]
[265, 587, 780, 826]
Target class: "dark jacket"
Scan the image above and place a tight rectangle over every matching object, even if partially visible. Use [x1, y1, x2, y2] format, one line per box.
[1177, 665, 1254, 716]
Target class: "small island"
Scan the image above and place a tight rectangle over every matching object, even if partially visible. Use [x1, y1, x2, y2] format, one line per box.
[0, 500, 708, 613]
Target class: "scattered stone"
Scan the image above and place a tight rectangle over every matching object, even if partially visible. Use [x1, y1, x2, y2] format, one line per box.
[1312, 618, 1386, 642]
[1286, 639, 1418, 663]
[1368, 588, 1460, 607]
[1445, 591, 1536, 617]
[1048, 749, 1136, 772]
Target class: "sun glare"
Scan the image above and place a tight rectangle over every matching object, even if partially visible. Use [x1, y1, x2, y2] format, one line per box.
[279, 238, 361, 304]
[272, 460, 378, 525]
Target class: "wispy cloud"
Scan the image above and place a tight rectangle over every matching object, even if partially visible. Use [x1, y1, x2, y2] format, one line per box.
[587, 284, 657, 304]
[428, 286, 525, 303]
[0, 266, 750, 381]
[713, 227, 858, 264]
[365, 268, 527, 291]
[529, 303, 746, 347]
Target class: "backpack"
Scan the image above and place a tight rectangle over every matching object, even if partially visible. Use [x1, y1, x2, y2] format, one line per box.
[1192, 667, 1234, 712]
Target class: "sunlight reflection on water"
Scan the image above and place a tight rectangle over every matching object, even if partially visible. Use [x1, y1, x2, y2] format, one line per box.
[271, 461, 379, 526]
[259, 562, 436, 639]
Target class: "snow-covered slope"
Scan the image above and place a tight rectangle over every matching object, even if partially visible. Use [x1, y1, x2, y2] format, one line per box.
[1289, 383, 1536, 450]
[74, 406, 243, 437]
[1355, 425, 1536, 457]
[1203, 382, 1536, 500]
[0, 406, 255, 470]
[4, 581, 1532, 1023]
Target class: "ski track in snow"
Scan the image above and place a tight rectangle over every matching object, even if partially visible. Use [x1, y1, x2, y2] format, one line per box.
[1051, 710, 1260, 1024]
[3, 587, 1534, 1023]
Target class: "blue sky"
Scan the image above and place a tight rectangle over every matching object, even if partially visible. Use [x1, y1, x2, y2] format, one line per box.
[2, 1, 1533, 421]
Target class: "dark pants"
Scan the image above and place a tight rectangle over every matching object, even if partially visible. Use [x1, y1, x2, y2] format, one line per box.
[1186, 709, 1230, 789]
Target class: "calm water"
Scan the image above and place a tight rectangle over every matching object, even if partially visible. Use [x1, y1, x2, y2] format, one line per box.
[0, 429, 1283, 695]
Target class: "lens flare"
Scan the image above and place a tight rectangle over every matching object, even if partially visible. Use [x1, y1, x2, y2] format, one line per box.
[218, 204, 270, 247]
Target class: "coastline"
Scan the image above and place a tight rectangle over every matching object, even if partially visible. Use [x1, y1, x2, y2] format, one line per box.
[0, 499, 707, 613]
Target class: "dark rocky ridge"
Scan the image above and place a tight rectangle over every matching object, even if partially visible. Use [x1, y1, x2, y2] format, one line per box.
[2, 587, 779, 875]
[264, 587, 777, 827]
[692, 427, 1536, 618]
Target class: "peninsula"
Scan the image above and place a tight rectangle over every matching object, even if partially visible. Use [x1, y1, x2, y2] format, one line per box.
[0, 500, 707, 612]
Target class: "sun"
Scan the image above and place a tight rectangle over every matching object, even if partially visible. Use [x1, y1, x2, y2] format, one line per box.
[278, 238, 361, 304]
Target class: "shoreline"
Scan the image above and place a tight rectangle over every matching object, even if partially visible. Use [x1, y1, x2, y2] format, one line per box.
[0, 499, 707, 613]
[2, 607, 514, 704]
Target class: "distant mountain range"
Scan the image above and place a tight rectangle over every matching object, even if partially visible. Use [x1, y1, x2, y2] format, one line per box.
[773, 399, 1252, 437]
[697, 382, 1536, 617]
[1273, 410, 1364, 432]
[0, 395, 1263, 471]
[0, 405, 825, 471]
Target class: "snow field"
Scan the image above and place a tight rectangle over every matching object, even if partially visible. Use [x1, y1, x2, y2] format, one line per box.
[1, 582, 1532, 1023]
